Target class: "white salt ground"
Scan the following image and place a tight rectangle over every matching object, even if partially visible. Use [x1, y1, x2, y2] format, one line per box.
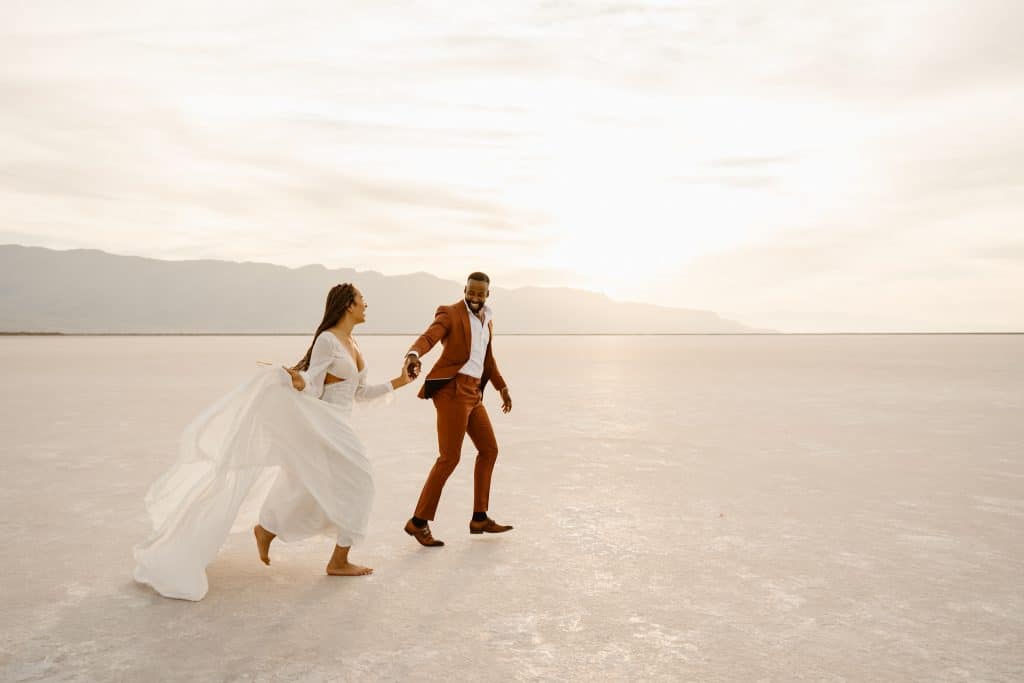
[1, 334, 1022, 681]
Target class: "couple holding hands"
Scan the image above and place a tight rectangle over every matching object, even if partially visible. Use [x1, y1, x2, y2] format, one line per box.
[134, 272, 513, 601]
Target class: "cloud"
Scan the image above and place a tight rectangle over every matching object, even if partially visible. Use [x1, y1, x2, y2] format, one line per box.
[705, 155, 799, 169]
[1, 1, 1022, 329]
[974, 244, 1024, 262]
[676, 217, 1024, 332]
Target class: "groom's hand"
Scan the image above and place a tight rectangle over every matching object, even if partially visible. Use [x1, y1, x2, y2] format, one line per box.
[499, 387, 512, 414]
[404, 353, 421, 379]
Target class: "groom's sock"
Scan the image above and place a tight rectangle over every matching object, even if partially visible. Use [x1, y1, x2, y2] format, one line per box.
[472, 512, 488, 522]
[410, 516, 428, 529]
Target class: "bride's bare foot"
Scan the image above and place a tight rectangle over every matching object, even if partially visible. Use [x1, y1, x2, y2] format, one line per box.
[254, 524, 275, 565]
[326, 561, 374, 576]
[326, 544, 373, 576]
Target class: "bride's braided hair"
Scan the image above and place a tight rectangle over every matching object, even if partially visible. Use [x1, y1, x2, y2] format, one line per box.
[292, 283, 357, 372]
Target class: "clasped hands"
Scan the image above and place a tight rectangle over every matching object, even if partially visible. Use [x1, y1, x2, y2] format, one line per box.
[404, 353, 422, 380]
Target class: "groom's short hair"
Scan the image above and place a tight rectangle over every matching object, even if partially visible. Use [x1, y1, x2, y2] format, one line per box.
[467, 271, 490, 284]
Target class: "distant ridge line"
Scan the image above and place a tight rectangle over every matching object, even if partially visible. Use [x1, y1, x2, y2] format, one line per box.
[0, 243, 764, 334]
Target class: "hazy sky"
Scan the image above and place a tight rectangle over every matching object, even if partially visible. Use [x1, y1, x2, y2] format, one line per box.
[3, 1, 1022, 331]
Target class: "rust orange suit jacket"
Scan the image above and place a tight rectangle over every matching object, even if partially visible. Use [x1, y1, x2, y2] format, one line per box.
[409, 300, 508, 400]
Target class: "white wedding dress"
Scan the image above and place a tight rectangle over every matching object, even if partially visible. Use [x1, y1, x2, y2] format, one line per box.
[134, 332, 393, 601]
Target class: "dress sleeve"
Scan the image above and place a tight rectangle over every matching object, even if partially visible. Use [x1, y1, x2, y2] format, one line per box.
[299, 333, 335, 398]
[354, 372, 395, 408]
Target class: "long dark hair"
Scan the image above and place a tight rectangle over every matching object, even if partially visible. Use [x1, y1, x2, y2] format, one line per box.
[292, 283, 357, 371]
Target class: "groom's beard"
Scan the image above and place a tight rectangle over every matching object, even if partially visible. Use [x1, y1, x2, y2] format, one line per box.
[465, 299, 483, 312]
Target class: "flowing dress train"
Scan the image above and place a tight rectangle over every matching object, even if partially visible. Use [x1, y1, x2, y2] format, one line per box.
[133, 332, 392, 601]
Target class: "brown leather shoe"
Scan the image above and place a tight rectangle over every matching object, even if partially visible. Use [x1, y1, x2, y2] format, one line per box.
[404, 519, 444, 547]
[469, 517, 514, 534]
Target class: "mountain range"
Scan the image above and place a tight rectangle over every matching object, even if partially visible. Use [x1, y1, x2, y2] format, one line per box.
[0, 245, 761, 334]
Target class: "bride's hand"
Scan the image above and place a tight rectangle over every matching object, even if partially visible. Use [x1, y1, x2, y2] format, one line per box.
[390, 360, 416, 389]
[282, 366, 305, 391]
[404, 355, 421, 380]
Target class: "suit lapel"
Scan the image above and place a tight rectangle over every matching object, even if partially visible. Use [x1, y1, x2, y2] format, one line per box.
[454, 300, 472, 355]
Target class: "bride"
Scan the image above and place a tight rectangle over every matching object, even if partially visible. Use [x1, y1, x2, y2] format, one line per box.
[134, 283, 416, 601]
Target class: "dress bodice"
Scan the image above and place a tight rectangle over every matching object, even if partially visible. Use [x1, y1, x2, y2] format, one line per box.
[324, 340, 362, 381]
[299, 332, 393, 410]
[321, 351, 365, 409]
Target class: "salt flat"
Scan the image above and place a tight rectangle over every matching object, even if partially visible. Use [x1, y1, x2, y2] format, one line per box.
[1, 334, 1022, 681]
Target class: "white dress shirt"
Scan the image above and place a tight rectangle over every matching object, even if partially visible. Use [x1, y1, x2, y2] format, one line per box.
[459, 300, 492, 379]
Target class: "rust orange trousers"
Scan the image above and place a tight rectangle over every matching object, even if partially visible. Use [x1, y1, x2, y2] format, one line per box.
[414, 374, 499, 520]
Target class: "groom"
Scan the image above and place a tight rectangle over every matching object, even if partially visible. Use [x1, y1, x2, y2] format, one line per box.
[402, 272, 514, 547]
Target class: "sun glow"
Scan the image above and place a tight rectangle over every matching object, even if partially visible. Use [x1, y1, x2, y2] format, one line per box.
[503, 93, 870, 300]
